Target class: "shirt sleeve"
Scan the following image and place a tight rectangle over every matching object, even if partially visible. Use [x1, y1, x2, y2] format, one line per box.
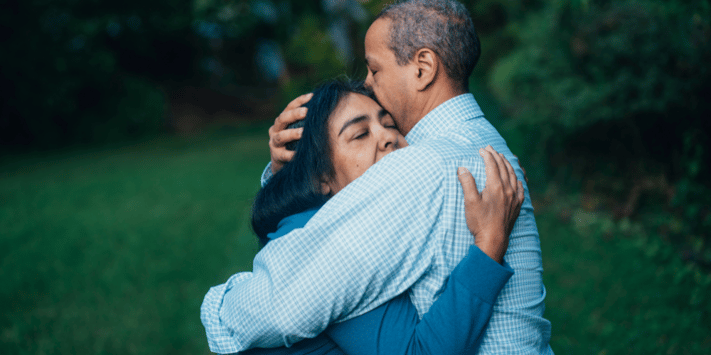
[208, 245, 512, 355]
[326, 245, 513, 355]
[207, 146, 461, 351]
[260, 162, 273, 187]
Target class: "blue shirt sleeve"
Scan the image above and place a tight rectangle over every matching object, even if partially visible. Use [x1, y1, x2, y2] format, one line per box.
[326, 245, 513, 355]
[236, 335, 342, 355]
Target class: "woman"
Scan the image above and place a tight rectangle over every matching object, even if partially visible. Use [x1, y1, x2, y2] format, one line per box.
[238, 80, 523, 355]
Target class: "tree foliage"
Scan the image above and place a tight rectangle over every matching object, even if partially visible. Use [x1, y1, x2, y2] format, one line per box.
[488, 0, 711, 265]
[1, 0, 383, 150]
[0, 0, 199, 149]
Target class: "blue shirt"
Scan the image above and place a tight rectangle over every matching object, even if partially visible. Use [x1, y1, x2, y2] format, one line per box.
[236, 207, 513, 355]
[201, 94, 553, 354]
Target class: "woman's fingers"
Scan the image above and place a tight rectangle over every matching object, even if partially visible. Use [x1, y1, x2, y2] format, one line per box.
[487, 147, 510, 192]
[480, 147, 502, 190]
[501, 152, 518, 192]
[498, 152, 515, 197]
[513, 154, 529, 184]
[457, 167, 480, 204]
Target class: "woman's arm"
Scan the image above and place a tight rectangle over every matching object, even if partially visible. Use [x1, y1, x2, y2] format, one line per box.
[326, 244, 513, 355]
[235, 245, 512, 355]
[324, 148, 521, 355]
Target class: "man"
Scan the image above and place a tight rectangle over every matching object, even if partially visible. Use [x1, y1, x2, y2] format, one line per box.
[202, 0, 552, 353]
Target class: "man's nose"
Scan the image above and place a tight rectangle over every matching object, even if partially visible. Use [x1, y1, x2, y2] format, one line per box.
[364, 72, 373, 90]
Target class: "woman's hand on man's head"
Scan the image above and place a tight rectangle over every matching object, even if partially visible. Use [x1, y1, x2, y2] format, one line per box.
[269, 93, 313, 173]
[457, 146, 525, 264]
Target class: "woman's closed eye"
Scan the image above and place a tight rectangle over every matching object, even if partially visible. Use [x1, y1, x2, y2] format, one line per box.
[382, 117, 398, 130]
[353, 130, 369, 140]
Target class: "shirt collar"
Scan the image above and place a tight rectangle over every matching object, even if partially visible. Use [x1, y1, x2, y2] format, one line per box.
[405, 93, 484, 145]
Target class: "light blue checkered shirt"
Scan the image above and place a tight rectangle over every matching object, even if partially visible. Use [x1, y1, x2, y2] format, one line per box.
[201, 94, 553, 354]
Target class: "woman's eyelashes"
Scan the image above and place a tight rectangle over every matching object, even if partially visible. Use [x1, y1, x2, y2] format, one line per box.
[353, 130, 369, 140]
[382, 119, 398, 130]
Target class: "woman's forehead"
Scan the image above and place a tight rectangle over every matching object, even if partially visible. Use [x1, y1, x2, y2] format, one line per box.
[333, 93, 382, 120]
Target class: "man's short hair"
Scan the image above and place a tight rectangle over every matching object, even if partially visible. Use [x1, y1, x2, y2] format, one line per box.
[376, 0, 480, 91]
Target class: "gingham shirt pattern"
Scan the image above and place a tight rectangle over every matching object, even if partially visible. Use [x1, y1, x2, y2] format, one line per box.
[201, 94, 553, 354]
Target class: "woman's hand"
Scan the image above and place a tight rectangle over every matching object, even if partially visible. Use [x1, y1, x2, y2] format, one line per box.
[268, 93, 312, 173]
[457, 146, 525, 264]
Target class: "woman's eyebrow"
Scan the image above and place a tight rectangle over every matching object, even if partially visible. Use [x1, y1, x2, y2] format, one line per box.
[338, 115, 368, 136]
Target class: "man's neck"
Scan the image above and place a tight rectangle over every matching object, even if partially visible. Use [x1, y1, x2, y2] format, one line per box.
[400, 84, 466, 136]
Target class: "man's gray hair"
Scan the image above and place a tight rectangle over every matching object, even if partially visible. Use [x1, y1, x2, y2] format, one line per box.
[376, 0, 480, 90]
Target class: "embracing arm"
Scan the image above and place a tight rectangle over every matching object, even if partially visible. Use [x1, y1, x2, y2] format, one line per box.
[203, 146, 525, 354]
[324, 150, 522, 355]
[326, 245, 513, 355]
[204, 149, 446, 352]
[214, 147, 450, 352]
[229, 245, 512, 355]
[207, 152, 520, 355]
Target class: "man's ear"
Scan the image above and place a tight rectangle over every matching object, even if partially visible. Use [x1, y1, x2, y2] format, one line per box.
[413, 48, 439, 91]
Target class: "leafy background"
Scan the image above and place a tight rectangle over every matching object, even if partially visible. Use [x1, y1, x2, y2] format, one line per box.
[1, 0, 710, 353]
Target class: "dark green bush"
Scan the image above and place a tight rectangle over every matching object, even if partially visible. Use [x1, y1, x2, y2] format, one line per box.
[492, 0, 710, 130]
[0, 0, 195, 150]
[488, 0, 711, 263]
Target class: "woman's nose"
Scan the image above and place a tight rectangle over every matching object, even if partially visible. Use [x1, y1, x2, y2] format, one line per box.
[378, 127, 399, 151]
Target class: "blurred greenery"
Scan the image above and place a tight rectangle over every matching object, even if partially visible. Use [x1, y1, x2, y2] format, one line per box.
[1, 130, 710, 354]
[483, 0, 711, 266]
[0, 129, 268, 354]
[2, 0, 711, 353]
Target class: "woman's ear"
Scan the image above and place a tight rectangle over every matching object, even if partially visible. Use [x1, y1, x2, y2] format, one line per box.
[413, 48, 439, 91]
[320, 180, 332, 196]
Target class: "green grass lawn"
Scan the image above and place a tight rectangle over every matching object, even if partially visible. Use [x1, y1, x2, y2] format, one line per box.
[1, 130, 709, 354]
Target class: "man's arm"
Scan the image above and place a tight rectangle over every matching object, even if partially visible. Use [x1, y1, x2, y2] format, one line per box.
[204, 146, 457, 352]
[204, 149, 523, 354]
[219, 245, 513, 355]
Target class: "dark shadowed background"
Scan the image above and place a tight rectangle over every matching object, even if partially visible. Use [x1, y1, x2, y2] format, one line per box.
[1, 0, 710, 353]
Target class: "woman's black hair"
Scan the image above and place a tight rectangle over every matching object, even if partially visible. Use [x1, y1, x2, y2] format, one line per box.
[251, 80, 373, 246]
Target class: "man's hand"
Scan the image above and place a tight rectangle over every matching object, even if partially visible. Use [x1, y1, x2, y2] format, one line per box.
[457, 146, 525, 264]
[269, 93, 313, 173]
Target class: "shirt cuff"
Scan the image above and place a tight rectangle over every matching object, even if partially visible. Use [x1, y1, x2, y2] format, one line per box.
[450, 245, 514, 305]
[200, 274, 250, 354]
[260, 162, 273, 187]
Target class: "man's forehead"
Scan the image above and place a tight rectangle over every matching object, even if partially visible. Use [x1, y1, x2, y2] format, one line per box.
[364, 19, 391, 64]
[365, 18, 389, 47]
